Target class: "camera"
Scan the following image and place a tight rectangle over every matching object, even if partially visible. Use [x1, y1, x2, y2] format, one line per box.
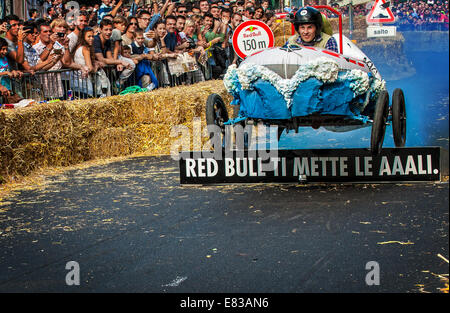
[57, 32, 65, 38]
[188, 40, 196, 49]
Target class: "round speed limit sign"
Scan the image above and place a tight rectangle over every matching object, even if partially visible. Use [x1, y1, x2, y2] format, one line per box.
[232, 20, 274, 59]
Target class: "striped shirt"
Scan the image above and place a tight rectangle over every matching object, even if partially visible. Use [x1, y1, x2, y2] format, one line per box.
[97, 4, 112, 23]
[23, 42, 40, 68]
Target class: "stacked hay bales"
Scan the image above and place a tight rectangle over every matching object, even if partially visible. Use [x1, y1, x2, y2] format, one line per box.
[0, 80, 232, 183]
[272, 18, 295, 47]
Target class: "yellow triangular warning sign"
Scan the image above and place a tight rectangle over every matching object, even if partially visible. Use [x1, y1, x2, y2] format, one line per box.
[366, 0, 395, 23]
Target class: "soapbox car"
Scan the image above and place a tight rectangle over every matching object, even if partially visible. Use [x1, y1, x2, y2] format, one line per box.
[205, 6, 406, 155]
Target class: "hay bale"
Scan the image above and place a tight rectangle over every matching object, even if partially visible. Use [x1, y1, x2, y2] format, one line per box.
[88, 126, 139, 159]
[329, 16, 368, 33]
[0, 80, 231, 183]
[272, 20, 294, 47]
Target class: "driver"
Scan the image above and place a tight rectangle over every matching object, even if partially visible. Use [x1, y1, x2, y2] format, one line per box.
[284, 6, 339, 53]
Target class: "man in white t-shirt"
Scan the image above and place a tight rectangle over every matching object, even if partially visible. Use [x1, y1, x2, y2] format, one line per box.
[67, 12, 89, 54]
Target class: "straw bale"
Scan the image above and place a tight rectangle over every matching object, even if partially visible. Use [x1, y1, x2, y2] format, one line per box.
[88, 125, 140, 159]
[328, 16, 369, 32]
[88, 122, 180, 158]
[0, 80, 232, 183]
[271, 20, 294, 47]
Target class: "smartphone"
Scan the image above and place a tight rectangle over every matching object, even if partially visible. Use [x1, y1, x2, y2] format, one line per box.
[53, 41, 64, 50]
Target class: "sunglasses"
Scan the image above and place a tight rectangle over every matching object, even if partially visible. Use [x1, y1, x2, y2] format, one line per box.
[130, 22, 138, 25]
[179, 10, 187, 13]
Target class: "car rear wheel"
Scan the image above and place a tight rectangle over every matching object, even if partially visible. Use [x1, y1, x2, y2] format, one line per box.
[206, 94, 229, 148]
[392, 88, 407, 147]
[371, 90, 389, 155]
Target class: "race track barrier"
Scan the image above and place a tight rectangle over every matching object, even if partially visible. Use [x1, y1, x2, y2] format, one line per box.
[179, 147, 449, 184]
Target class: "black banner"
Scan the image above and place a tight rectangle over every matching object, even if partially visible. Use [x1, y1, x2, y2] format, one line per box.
[179, 147, 447, 184]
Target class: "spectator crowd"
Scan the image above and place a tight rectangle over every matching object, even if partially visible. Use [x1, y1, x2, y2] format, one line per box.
[331, 0, 449, 31]
[0, 0, 276, 102]
[391, 0, 449, 30]
[0, 0, 448, 104]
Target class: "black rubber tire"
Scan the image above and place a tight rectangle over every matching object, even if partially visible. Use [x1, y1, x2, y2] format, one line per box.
[277, 126, 285, 141]
[392, 88, 407, 147]
[206, 94, 229, 142]
[371, 90, 389, 155]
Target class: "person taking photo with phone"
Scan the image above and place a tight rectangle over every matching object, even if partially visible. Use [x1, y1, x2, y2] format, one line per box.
[3, 15, 23, 70]
[32, 19, 71, 100]
[17, 21, 55, 73]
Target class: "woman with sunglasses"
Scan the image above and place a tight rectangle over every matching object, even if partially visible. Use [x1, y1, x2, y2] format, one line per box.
[121, 16, 139, 46]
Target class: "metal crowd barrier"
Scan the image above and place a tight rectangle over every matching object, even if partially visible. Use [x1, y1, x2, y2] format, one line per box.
[1, 65, 137, 104]
[1, 55, 223, 105]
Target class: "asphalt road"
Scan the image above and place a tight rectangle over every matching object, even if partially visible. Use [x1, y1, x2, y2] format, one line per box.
[0, 156, 448, 294]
